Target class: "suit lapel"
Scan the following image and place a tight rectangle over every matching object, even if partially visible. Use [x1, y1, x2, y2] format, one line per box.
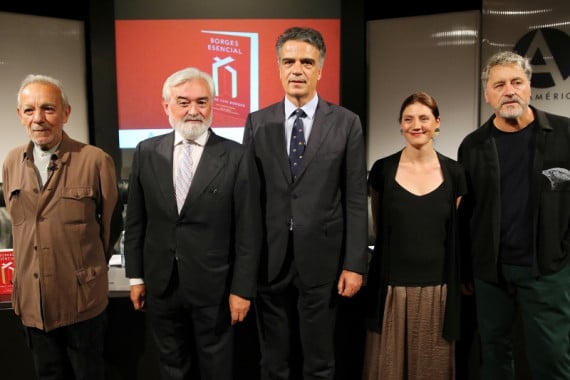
[183, 131, 225, 208]
[155, 133, 178, 214]
[295, 99, 333, 181]
[264, 103, 292, 183]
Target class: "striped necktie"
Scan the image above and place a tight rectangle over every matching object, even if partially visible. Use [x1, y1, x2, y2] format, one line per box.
[176, 140, 194, 212]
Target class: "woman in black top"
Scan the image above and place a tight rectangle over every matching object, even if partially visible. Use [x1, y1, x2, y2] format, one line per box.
[362, 92, 467, 380]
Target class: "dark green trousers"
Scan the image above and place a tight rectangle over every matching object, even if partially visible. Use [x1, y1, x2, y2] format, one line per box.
[475, 263, 570, 380]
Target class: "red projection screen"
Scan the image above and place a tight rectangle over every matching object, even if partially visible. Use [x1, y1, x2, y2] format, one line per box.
[115, 19, 340, 148]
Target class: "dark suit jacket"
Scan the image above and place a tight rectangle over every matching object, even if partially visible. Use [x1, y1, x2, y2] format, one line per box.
[124, 129, 262, 305]
[243, 98, 369, 287]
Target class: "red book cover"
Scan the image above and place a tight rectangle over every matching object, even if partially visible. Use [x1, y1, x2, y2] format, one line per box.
[0, 249, 14, 295]
[200, 30, 259, 127]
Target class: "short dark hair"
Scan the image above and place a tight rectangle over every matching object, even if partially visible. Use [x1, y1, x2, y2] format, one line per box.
[398, 91, 440, 123]
[276, 27, 326, 66]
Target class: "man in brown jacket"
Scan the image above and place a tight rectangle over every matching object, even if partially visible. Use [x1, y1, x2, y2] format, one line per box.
[2, 74, 123, 380]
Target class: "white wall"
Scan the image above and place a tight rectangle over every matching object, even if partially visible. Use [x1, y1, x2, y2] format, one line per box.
[366, 11, 481, 168]
[0, 12, 88, 182]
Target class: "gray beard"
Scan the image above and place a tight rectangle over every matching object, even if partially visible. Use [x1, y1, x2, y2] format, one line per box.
[498, 106, 524, 120]
[171, 116, 210, 140]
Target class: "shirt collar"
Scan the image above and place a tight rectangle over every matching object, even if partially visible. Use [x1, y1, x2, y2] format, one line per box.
[284, 94, 319, 120]
[33, 142, 59, 158]
[174, 128, 210, 147]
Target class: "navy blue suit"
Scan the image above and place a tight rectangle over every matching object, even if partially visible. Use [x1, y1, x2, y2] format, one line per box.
[243, 98, 369, 379]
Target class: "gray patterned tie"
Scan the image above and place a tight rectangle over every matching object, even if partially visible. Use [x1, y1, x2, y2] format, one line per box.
[289, 108, 306, 180]
[176, 140, 194, 213]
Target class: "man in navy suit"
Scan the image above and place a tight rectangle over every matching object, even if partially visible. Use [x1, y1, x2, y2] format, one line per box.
[243, 27, 369, 380]
[124, 67, 262, 380]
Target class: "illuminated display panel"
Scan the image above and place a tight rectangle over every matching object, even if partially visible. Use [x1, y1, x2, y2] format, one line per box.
[115, 19, 340, 148]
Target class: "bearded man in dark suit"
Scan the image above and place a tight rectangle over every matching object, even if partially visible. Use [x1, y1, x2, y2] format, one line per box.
[124, 67, 262, 380]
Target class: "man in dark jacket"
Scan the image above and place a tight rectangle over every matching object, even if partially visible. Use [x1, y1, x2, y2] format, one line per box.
[124, 67, 261, 380]
[458, 51, 570, 379]
[242, 27, 369, 380]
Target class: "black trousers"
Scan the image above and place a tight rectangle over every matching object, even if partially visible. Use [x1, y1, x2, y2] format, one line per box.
[24, 310, 107, 380]
[146, 269, 234, 380]
[256, 235, 338, 380]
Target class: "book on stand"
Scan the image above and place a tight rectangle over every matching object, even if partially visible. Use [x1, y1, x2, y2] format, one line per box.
[0, 249, 14, 295]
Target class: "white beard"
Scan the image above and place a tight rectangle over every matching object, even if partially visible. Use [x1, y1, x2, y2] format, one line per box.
[170, 114, 211, 140]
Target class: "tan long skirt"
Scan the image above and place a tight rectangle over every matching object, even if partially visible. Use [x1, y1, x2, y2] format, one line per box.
[362, 285, 455, 380]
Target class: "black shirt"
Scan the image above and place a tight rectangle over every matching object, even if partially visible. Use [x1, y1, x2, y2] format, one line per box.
[493, 122, 534, 266]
